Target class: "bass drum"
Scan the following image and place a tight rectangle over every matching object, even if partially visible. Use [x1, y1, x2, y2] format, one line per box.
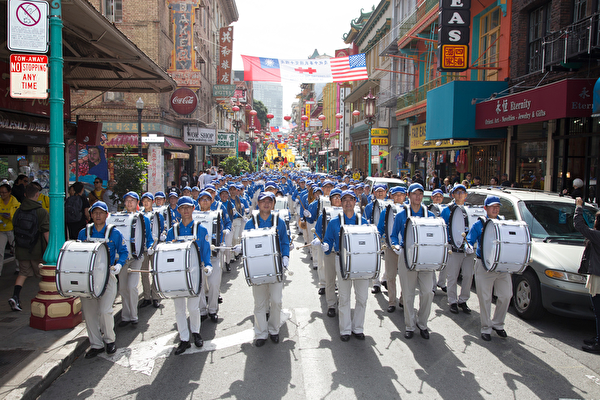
[403, 217, 448, 271]
[448, 205, 469, 250]
[107, 212, 146, 259]
[242, 227, 282, 286]
[338, 224, 381, 280]
[274, 197, 289, 211]
[145, 211, 161, 242]
[481, 219, 531, 273]
[153, 241, 202, 298]
[372, 199, 393, 226]
[274, 209, 291, 237]
[56, 241, 110, 299]
[192, 210, 222, 246]
[384, 204, 403, 247]
[321, 207, 343, 239]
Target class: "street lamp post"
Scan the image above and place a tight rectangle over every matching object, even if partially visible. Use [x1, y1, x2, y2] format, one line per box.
[324, 128, 330, 173]
[136, 97, 144, 157]
[363, 90, 377, 177]
[232, 104, 242, 158]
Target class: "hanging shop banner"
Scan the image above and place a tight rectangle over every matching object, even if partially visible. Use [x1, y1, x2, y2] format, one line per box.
[217, 26, 233, 84]
[438, 0, 470, 72]
[371, 137, 388, 145]
[371, 128, 388, 137]
[183, 126, 216, 145]
[410, 123, 468, 150]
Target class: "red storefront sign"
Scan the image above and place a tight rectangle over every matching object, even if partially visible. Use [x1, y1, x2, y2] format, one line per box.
[475, 79, 594, 129]
[170, 87, 198, 115]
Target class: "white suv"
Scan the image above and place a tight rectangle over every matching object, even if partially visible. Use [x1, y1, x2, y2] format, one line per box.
[465, 186, 597, 320]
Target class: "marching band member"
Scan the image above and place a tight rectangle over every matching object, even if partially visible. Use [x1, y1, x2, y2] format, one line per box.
[376, 186, 407, 313]
[240, 192, 290, 347]
[312, 181, 335, 294]
[465, 195, 511, 341]
[430, 188, 448, 293]
[205, 185, 232, 270]
[78, 201, 128, 358]
[140, 192, 161, 309]
[228, 185, 248, 261]
[323, 190, 369, 341]
[440, 185, 474, 314]
[390, 183, 435, 340]
[167, 191, 181, 223]
[165, 196, 213, 354]
[305, 186, 323, 271]
[364, 184, 388, 294]
[154, 191, 166, 207]
[118, 192, 154, 327]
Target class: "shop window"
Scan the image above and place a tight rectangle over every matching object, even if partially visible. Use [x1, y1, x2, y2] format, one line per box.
[517, 141, 547, 189]
[478, 8, 501, 81]
[472, 144, 502, 186]
[104, 92, 124, 102]
[104, 0, 122, 23]
[528, 3, 550, 73]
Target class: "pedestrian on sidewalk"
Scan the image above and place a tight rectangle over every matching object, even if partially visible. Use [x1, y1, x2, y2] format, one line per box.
[8, 184, 49, 311]
[0, 183, 19, 276]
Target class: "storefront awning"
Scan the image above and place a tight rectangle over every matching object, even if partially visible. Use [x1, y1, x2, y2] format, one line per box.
[166, 151, 189, 160]
[318, 149, 336, 155]
[105, 134, 191, 150]
[426, 80, 508, 141]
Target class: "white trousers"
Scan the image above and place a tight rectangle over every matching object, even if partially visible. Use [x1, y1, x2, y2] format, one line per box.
[314, 243, 325, 287]
[119, 257, 142, 322]
[141, 253, 159, 301]
[174, 295, 201, 342]
[307, 221, 317, 263]
[433, 267, 448, 290]
[446, 251, 475, 305]
[474, 259, 512, 334]
[336, 258, 369, 335]
[252, 281, 283, 339]
[232, 218, 244, 247]
[200, 252, 222, 315]
[223, 229, 234, 264]
[324, 252, 337, 308]
[81, 275, 117, 348]
[384, 248, 399, 307]
[397, 251, 434, 332]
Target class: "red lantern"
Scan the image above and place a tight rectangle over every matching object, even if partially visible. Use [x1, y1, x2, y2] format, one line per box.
[318, 114, 326, 121]
[266, 113, 274, 120]
[250, 109, 258, 116]
[335, 113, 343, 120]
[265, 132, 270, 136]
[335, 129, 341, 135]
[277, 134, 282, 138]
[284, 115, 292, 121]
[232, 105, 240, 112]
[352, 110, 360, 117]
[301, 115, 308, 122]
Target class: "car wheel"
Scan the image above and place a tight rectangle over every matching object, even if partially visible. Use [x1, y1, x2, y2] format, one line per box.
[512, 269, 543, 320]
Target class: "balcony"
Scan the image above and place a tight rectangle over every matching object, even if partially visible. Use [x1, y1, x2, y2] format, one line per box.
[379, 23, 402, 56]
[396, 74, 465, 117]
[397, 0, 439, 49]
[543, 13, 600, 70]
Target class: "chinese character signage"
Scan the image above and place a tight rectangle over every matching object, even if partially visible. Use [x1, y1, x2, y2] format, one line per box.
[438, 0, 470, 72]
[168, 0, 201, 88]
[218, 26, 233, 84]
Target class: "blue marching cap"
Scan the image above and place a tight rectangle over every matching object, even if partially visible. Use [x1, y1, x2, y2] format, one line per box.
[484, 195, 502, 207]
[198, 191, 212, 200]
[341, 190, 357, 201]
[313, 186, 323, 194]
[123, 191, 140, 201]
[141, 192, 154, 201]
[219, 187, 229, 194]
[192, 186, 200, 192]
[330, 188, 343, 197]
[451, 184, 467, 194]
[323, 180, 335, 187]
[258, 192, 276, 201]
[408, 183, 424, 193]
[177, 196, 195, 208]
[431, 189, 444, 197]
[373, 184, 387, 192]
[264, 182, 278, 191]
[205, 184, 216, 192]
[90, 201, 108, 213]
[168, 191, 179, 198]
[389, 186, 407, 195]
[154, 191, 166, 199]
[182, 186, 192, 192]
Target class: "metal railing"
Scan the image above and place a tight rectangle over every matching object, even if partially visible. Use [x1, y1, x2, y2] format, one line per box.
[397, 0, 438, 45]
[542, 13, 600, 69]
[396, 74, 464, 110]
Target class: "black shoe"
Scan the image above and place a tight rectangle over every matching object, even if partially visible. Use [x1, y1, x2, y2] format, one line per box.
[398, 301, 403, 308]
[582, 342, 600, 353]
[420, 328, 430, 340]
[266, 312, 270, 321]
[438, 285, 447, 293]
[118, 320, 131, 327]
[327, 308, 336, 317]
[449, 303, 459, 314]
[584, 338, 598, 346]
[340, 334, 351, 342]
[8, 296, 21, 311]
[175, 341, 191, 355]
[371, 286, 381, 294]
[140, 299, 152, 308]
[269, 334, 279, 343]
[193, 333, 204, 347]
[458, 302, 472, 314]
[255, 338, 267, 347]
[226, 264, 231, 272]
[106, 342, 116, 354]
[152, 300, 160, 308]
[131, 320, 138, 327]
[201, 314, 208, 322]
[481, 333, 492, 341]
[382, 281, 388, 290]
[387, 305, 396, 313]
[218, 296, 223, 304]
[353, 332, 365, 340]
[85, 347, 105, 359]
[404, 331, 414, 339]
[312, 266, 318, 270]
[318, 288, 325, 295]
[209, 313, 218, 323]
[493, 328, 507, 338]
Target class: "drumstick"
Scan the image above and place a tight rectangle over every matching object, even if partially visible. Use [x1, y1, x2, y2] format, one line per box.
[284, 268, 294, 276]
[127, 269, 154, 273]
[310, 228, 322, 242]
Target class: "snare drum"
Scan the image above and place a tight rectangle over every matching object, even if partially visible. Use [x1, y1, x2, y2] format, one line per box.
[145, 211, 161, 242]
[481, 219, 531, 273]
[242, 227, 282, 286]
[384, 204, 403, 247]
[372, 199, 393, 225]
[274, 209, 291, 237]
[322, 207, 343, 239]
[404, 217, 449, 271]
[448, 205, 469, 250]
[192, 210, 222, 246]
[152, 241, 202, 298]
[56, 241, 110, 298]
[107, 212, 145, 259]
[339, 224, 381, 280]
[274, 197, 289, 211]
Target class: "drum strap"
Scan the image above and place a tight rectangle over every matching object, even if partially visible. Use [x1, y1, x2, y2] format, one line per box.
[341, 212, 362, 227]
[174, 221, 198, 241]
[86, 223, 114, 242]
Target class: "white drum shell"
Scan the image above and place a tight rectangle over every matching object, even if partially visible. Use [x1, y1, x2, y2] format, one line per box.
[384, 204, 403, 247]
[404, 217, 448, 271]
[145, 211, 160, 242]
[242, 228, 282, 286]
[481, 219, 531, 273]
[106, 212, 145, 259]
[56, 241, 110, 299]
[152, 241, 202, 298]
[373, 199, 393, 226]
[192, 210, 222, 245]
[274, 197, 289, 211]
[449, 206, 469, 250]
[339, 225, 381, 280]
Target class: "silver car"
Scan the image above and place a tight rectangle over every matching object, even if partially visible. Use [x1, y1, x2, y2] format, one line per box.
[465, 187, 597, 320]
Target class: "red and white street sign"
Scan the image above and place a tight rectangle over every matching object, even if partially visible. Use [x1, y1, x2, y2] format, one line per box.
[10, 54, 48, 99]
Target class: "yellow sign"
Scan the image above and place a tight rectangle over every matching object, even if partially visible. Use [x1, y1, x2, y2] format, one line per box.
[440, 45, 469, 70]
[371, 128, 388, 137]
[371, 137, 388, 145]
[379, 150, 389, 157]
[410, 123, 468, 150]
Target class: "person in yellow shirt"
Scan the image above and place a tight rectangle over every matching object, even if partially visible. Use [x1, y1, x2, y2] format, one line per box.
[0, 183, 20, 275]
[88, 178, 106, 207]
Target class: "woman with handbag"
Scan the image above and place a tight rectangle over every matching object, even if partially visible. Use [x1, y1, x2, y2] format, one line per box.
[574, 197, 600, 354]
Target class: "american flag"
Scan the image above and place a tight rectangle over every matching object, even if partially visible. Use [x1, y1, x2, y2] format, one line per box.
[330, 54, 369, 82]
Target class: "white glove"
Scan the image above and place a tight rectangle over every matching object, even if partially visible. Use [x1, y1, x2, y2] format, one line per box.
[245, 208, 250, 214]
[223, 228, 231, 237]
[147, 246, 155, 256]
[465, 245, 474, 255]
[111, 264, 123, 275]
[310, 238, 321, 246]
[303, 209, 311, 218]
[282, 256, 289, 268]
[159, 233, 166, 242]
[233, 244, 242, 255]
[392, 245, 401, 255]
[321, 242, 329, 253]
[295, 199, 299, 204]
[203, 266, 213, 276]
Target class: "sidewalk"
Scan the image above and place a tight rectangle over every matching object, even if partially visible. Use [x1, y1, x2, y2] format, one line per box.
[0, 258, 128, 400]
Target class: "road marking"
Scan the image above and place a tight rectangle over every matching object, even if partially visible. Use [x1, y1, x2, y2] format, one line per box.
[100, 309, 291, 375]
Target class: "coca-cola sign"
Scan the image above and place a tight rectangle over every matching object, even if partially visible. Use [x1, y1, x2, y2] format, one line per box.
[170, 87, 198, 115]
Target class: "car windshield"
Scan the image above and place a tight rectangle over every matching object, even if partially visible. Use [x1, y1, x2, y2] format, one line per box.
[518, 201, 598, 241]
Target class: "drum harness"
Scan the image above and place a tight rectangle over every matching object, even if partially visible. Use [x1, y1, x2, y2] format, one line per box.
[85, 223, 118, 266]
[337, 212, 362, 255]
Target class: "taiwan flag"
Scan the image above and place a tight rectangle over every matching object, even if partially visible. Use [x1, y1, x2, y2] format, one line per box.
[241, 56, 281, 82]
[270, 126, 280, 133]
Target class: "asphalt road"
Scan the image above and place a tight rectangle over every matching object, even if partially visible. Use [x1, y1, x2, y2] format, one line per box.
[39, 223, 600, 400]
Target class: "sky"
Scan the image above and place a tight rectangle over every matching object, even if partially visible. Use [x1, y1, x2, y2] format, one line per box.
[231, 0, 377, 117]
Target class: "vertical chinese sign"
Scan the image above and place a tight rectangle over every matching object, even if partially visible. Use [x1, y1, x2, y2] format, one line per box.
[168, 0, 201, 88]
[218, 26, 233, 84]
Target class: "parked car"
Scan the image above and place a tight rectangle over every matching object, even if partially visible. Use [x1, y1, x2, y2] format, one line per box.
[465, 186, 597, 320]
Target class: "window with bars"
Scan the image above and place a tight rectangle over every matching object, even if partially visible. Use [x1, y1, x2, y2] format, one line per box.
[528, 3, 550, 73]
[478, 8, 501, 81]
[472, 144, 502, 184]
[573, 0, 588, 22]
[104, 0, 122, 23]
